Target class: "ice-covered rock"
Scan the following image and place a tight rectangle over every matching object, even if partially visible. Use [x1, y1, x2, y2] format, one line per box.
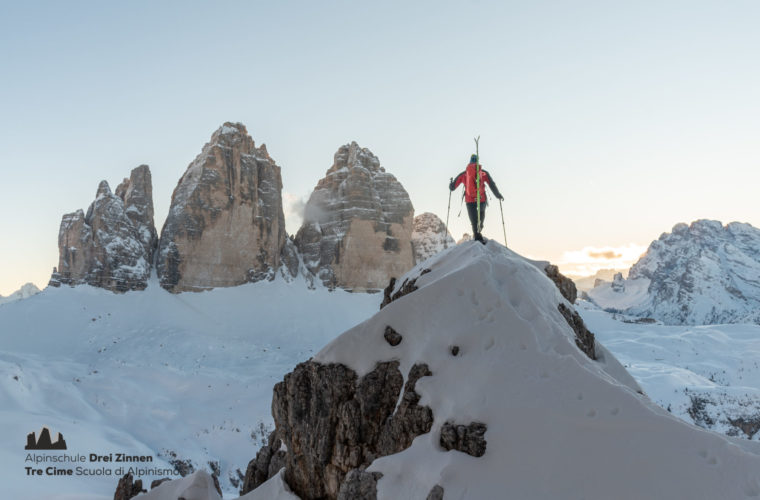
[294, 142, 414, 291]
[156, 122, 296, 292]
[49, 166, 156, 292]
[0, 282, 41, 305]
[411, 212, 454, 263]
[589, 220, 760, 325]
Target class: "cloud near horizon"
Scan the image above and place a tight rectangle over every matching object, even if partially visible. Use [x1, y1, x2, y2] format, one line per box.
[558, 244, 647, 277]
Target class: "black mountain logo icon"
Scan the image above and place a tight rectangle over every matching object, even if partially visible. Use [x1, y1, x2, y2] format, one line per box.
[25, 427, 67, 450]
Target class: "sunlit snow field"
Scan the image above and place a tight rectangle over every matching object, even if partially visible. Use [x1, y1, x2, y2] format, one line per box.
[2, 274, 760, 499]
[0, 277, 380, 500]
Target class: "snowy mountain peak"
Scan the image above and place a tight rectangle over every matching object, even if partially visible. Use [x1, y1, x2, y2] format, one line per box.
[0, 282, 41, 305]
[216, 241, 760, 500]
[591, 219, 760, 325]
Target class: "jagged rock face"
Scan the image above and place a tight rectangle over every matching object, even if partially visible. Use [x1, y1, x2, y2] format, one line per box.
[157, 123, 295, 292]
[50, 166, 156, 292]
[592, 220, 760, 325]
[240, 431, 286, 495]
[247, 358, 433, 499]
[439, 421, 488, 457]
[542, 263, 578, 304]
[295, 142, 414, 291]
[115, 164, 158, 262]
[611, 272, 625, 292]
[337, 470, 383, 500]
[411, 212, 454, 263]
[114, 473, 145, 500]
[557, 303, 596, 360]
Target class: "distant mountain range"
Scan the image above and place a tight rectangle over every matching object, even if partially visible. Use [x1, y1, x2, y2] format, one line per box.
[588, 220, 760, 325]
[0, 283, 40, 306]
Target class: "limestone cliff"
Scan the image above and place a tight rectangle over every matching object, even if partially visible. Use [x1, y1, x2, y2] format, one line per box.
[295, 142, 414, 291]
[156, 123, 296, 292]
[49, 166, 156, 292]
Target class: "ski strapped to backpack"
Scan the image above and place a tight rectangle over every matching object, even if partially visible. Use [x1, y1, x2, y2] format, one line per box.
[474, 136, 482, 234]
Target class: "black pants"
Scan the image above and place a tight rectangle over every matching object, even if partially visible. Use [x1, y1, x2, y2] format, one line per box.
[466, 202, 486, 236]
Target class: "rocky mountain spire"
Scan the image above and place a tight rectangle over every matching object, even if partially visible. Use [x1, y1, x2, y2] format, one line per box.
[115, 164, 158, 264]
[294, 142, 415, 291]
[411, 212, 455, 263]
[156, 122, 298, 292]
[49, 166, 156, 292]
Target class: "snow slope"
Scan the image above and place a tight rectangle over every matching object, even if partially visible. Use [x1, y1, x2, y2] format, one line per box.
[578, 300, 760, 440]
[242, 241, 760, 500]
[0, 275, 379, 500]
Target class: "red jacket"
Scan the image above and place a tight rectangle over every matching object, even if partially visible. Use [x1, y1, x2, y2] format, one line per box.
[453, 163, 501, 203]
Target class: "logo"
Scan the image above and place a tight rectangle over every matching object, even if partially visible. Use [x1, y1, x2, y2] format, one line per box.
[25, 427, 67, 450]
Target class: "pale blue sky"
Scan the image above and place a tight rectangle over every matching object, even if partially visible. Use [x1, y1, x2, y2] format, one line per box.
[1, 1, 759, 294]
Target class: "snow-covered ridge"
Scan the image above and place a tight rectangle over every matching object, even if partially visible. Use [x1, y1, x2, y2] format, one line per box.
[588, 219, 760, 325]
[233, 241, 760, 500]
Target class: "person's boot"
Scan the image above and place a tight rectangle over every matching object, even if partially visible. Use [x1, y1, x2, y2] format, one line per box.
[474, 232, 485, 244]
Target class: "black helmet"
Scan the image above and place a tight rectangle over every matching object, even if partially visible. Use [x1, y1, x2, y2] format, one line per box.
[470, 154, 478, 163]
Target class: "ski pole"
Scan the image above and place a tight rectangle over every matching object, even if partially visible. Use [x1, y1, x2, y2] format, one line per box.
[444, 178, 453, 249]
[499, 198, 508, 247]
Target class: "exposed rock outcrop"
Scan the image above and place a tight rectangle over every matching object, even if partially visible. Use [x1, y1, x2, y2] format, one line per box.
[412, 212, 454, 263]
[383, 326, 402, 346]
[246, 358, 433, 499]
[380, 268, 431, 309]
[49, 165, 156, 292]
[439, 421, 488, 457]
[426, 484, 445, 500]
[114, 473, 145, 500]
[337, 470, 383, 500]
[542, 263, 577, 303]
[240, 431, 286, 495]
[558, 303, 596, 360]
[156, 123, 295, 292]
[295, 142, 415, 291]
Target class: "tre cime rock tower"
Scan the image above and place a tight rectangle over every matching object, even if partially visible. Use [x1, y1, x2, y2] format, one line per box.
[156, 123, 298, 292]
[295, 142, 415, 291]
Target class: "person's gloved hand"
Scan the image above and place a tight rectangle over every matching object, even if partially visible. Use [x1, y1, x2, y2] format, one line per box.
[449, 180, 456, 191]
[497, 194, 504, 201]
